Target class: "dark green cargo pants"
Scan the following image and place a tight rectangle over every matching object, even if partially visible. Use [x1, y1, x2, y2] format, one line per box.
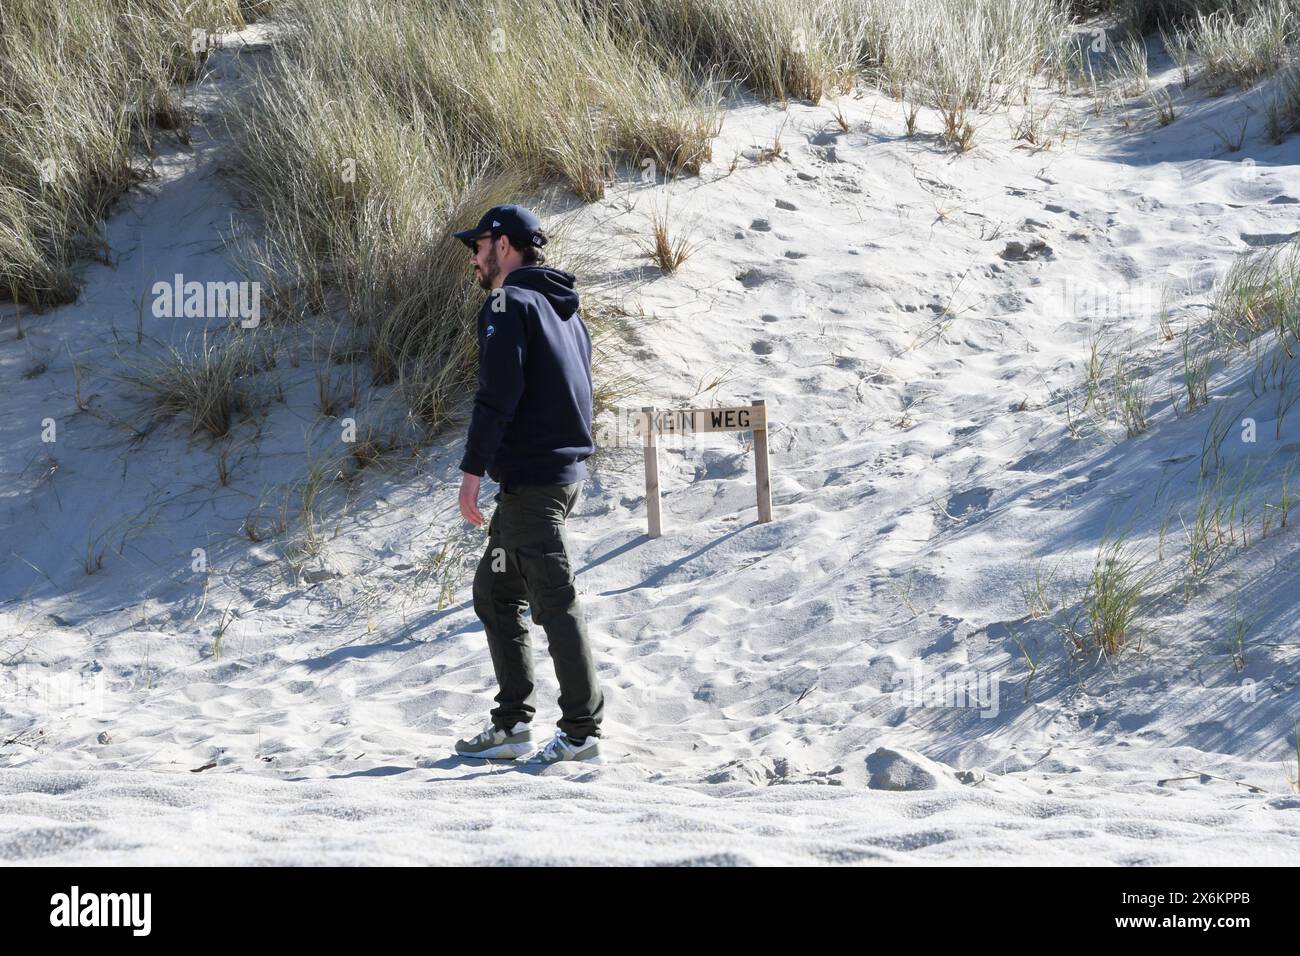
[472, 480, 604, 741]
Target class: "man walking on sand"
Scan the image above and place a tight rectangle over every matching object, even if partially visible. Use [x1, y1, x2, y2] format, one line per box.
[451, 204, 606, 765]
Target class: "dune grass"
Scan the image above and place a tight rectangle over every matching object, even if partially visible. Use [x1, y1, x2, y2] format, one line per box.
[1107, 0, 1296, 38]
[588, 0, 864, 102]
[852, 0, 1075, 109]
[640, 203, 703, 273]
[238, 0, 274, 18]
[1111, 355, 1152, 437]
[1078, 0, 1300, 132]
[0, 0, 258, 312]
[1265, 60, 1300, 139]
[1076, 534, 1157, 657]
[1186, 0, 1299, 91]
[1210, 236, 1300, 355]
[585, 0, 1075, 113]
[111, 328, 272, 440]
[262, 0, 721, 200]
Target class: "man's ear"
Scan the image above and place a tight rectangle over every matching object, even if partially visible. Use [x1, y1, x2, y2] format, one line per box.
[497, 234, 522, 265]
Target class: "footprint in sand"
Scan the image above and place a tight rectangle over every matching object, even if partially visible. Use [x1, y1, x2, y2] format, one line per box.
[735, 267, 772, 288]
[751, 339, 775, 355]
[999, 239, 1051, 261]
[1241, 230, 1300, 247]
[945, 486, 993, 518]
[693, 448, 749, 481]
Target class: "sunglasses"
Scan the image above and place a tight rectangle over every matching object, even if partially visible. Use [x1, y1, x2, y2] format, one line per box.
[467, 233, 495, 255]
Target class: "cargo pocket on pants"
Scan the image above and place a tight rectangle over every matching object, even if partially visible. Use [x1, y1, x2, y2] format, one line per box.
[541, 548, 573, 589]
[516, 543, 575, 604]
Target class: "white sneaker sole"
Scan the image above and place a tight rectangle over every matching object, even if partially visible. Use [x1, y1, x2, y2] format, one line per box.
[456, 741, 533, 760]
[521, 751, 607, 765]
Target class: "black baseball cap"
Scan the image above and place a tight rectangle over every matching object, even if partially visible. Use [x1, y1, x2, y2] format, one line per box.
[452, 204, 548, 249]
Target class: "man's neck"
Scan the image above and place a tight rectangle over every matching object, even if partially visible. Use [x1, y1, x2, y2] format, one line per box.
[492, 262, 523, 291]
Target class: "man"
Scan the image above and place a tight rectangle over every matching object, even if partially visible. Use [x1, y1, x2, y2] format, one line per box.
[450, 204, 606, 766]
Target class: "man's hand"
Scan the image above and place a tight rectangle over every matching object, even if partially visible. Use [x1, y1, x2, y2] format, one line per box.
[459, 471, 484, 527]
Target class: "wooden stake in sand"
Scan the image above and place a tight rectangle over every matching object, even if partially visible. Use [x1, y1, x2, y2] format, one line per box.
[635, 399, 772, 537]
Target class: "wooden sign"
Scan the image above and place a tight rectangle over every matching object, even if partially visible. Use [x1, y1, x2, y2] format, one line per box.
[631, 404, 767, 437]
[639, 399, 772, 538]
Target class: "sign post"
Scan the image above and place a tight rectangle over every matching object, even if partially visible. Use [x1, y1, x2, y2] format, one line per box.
[641, 404, 662, 538]
[753, 398, 772, 524]
[634, 399, 772, 537]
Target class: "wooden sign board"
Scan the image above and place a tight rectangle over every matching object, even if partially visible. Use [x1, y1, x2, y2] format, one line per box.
[639, 399, 772, 538]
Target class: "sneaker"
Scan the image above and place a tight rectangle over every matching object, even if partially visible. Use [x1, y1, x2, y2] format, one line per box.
[454, 719, 533, 760]
[521, 729, 605, 765]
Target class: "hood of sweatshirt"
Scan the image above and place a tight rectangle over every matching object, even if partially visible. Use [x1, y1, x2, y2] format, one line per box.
[502, 265, 580, 320]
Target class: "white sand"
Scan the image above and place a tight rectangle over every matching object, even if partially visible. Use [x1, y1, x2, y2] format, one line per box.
[2, 22, 1299, 864]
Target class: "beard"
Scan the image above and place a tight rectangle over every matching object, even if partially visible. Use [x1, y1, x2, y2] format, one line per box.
[475, 246, 501, 290]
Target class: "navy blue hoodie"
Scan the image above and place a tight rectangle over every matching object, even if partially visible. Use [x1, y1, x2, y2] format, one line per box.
[459, 265, 594, 486]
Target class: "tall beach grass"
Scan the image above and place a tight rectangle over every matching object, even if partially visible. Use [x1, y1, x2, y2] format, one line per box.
[1, 0, 256, 311]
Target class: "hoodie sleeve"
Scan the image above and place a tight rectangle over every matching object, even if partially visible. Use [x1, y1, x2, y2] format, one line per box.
[459, 297, 529, 477]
